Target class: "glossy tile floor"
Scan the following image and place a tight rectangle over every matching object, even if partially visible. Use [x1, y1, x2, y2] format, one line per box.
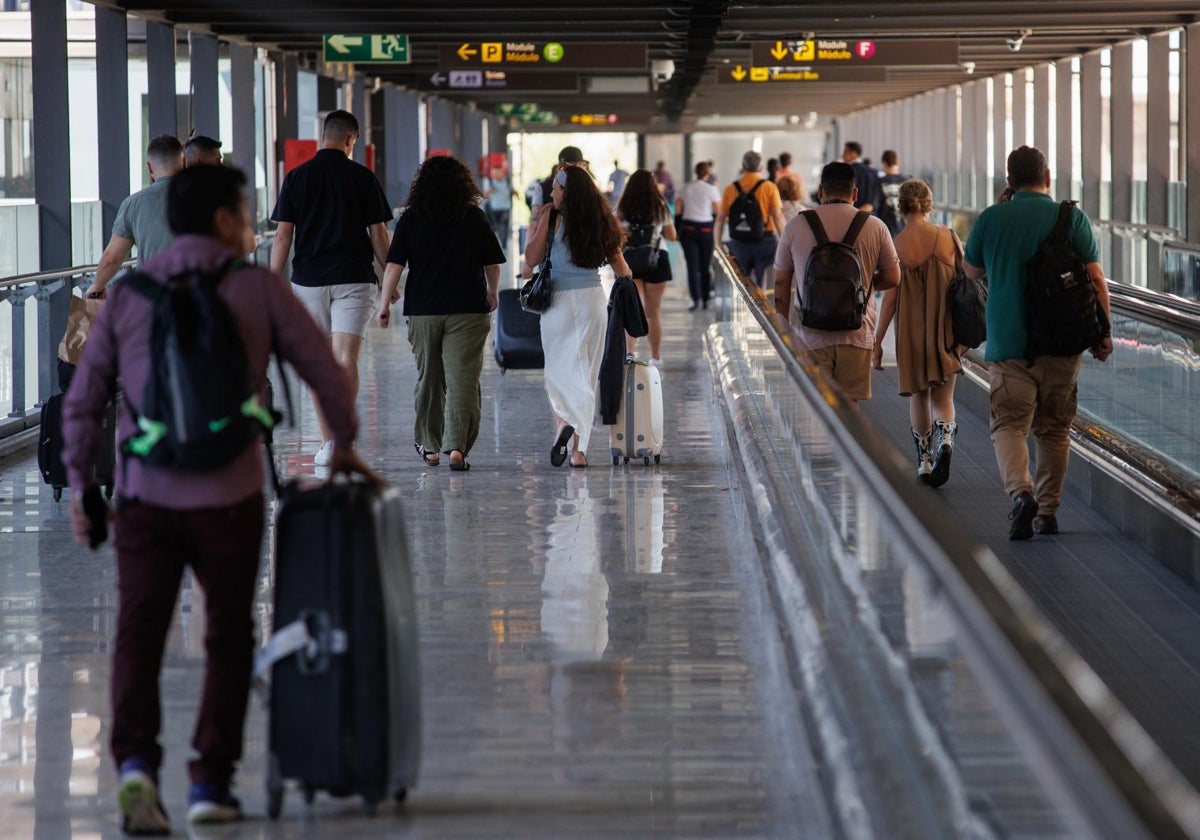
[0, 274, 830, 838]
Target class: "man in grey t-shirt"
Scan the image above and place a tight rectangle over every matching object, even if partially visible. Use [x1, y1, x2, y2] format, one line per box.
[87, 135, 184, 297]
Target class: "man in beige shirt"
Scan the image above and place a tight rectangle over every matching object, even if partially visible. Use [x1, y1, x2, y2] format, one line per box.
[773, 161, 900, 404]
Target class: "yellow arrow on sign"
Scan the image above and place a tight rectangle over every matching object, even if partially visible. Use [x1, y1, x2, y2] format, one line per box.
[770, 41, 788, 60]
[731, 65, 747, 81]
[457, 43, 477, 60]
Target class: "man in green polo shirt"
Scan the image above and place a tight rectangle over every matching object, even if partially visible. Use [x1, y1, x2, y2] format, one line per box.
[964, 145, 1113, 540]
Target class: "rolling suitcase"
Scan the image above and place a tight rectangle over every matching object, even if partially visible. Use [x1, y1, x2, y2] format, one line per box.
[493, 288, 544, 372]
[610, 358, 664, 466]
[260, 480, 420, 818]
[38, 391, 117, 501]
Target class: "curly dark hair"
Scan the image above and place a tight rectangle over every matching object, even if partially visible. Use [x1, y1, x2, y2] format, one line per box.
[402, 155, 482, 223]
[616, 169, 669, 226]
[559, 166, 624, 269]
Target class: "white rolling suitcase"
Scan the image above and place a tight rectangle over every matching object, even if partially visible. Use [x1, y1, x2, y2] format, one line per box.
[609, 358, 664, 466]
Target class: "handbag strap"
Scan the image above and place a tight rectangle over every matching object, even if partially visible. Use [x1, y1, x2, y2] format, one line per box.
[948, 227, 964, 275]
[541, 209, 559, 272]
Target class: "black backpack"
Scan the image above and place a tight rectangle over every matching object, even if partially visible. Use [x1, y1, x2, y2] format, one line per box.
[799, 209, 871, 331]
[728, 180, 766, 242]
[121, 260, 274, 470]
[1024, 201, 1108, 361]
[946, 233, 988, 349]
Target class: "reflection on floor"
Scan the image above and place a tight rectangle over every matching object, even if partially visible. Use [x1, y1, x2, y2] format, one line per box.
[0, 267, 828, 838]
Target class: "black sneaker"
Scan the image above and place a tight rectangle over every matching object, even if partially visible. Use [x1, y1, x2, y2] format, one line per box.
[1033, 514, 1059, 535]
[1008, 491, 1038, 540]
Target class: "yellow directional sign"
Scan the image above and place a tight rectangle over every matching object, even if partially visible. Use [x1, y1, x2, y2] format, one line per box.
[718, 65, 887, 84]
[439, 42, 646, 70]
[751, 38, 959, 67]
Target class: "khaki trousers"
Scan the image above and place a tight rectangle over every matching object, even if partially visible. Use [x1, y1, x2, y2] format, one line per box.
[407, 313, 492, 454]
[988, 355, 1081, 515]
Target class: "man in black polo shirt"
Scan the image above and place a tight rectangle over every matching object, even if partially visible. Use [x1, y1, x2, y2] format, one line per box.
[270, 110, 393, 465]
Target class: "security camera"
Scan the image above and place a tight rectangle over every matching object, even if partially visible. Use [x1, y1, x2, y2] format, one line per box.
[962, 61, 976, 75]
[1006, 29, 1032, 52]
[651, 59, 675, 82]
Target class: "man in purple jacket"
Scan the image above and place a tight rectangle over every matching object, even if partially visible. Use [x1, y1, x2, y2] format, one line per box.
[62, 165, 379, 834]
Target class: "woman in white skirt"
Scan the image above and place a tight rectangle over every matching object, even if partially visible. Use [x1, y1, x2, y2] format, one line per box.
[525, 165, 632, 468]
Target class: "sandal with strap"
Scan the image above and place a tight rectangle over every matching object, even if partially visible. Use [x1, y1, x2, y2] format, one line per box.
[550, 425, 575, 468]
[448, 450, 470, 472]
[415, 444, 440, 467]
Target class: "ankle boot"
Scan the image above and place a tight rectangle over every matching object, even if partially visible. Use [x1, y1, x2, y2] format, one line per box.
[929, 419, 958, 488]
[911, 427, 933, 484]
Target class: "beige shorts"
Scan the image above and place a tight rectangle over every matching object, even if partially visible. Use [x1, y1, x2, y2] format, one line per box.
[291, 282, 376, 338]
[801, 344, 873, 401]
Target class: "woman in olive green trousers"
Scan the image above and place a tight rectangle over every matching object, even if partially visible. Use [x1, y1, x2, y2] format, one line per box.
[377, 156, 506, 471]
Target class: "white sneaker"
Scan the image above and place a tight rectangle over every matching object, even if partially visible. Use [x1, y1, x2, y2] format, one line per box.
[649, 358, 663, 367]
[313, 440, 334, 466]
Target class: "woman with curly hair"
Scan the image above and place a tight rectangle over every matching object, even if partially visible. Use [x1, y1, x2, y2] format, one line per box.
[525, 165, 632, 468]
[616, 169, 677, 364]
[377, 155, 506, 472]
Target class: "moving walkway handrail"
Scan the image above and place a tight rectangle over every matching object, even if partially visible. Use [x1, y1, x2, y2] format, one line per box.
[714, 248, 1200, 839]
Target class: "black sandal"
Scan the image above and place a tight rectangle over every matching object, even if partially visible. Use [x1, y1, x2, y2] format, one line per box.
[415, 444, 440, 466]
[448, 450, 470, 472]
[550, 425, 575, 468]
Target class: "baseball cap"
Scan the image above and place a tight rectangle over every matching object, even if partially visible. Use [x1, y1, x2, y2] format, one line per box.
[558, 146, 585, 164]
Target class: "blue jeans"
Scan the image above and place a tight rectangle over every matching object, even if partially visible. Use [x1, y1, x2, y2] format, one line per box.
[727, 234, 779, 288]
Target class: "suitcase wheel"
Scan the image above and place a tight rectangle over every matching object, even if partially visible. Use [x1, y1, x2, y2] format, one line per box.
[654, 455, 661, 465]
[623, 457, 629, 464]
[267, 785, 284, 820]
[643, 455, 650, 466]
[266, 754, 284, 820]
[612, 455, 620, 466]
[53, 487, 62, 502]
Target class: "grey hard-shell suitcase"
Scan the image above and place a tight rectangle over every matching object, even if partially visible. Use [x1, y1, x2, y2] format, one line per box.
[610, 358, 664, 466]
[261, 480, 420, 818]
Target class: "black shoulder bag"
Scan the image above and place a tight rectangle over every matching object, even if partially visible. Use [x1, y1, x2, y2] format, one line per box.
[520, 209, 558, 314]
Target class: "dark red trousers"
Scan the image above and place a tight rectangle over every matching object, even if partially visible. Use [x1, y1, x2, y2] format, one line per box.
[110, 494, 263, 787]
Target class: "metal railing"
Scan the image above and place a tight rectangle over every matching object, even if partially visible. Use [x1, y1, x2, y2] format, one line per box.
[0, 231, 277, 441]
[0, 262, 131, 438]
[708, 249, 1200, 838]
[933, 204, 1188, 295]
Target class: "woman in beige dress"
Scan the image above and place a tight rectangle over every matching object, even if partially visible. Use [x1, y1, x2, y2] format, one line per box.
[872, 179, 963, 487]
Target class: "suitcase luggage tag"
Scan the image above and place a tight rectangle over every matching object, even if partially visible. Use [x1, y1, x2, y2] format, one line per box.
[252, 610, 349, 696]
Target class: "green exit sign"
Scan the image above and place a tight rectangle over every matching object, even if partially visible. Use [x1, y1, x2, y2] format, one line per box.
[324, 34, 410, 64]
[496, 102, 539, 117]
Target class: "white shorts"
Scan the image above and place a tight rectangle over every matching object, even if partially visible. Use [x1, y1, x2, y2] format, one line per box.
[292, 282, 376, 338]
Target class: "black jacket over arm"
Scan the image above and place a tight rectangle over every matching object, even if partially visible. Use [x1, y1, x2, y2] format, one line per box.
[599, 276, 649, 424]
